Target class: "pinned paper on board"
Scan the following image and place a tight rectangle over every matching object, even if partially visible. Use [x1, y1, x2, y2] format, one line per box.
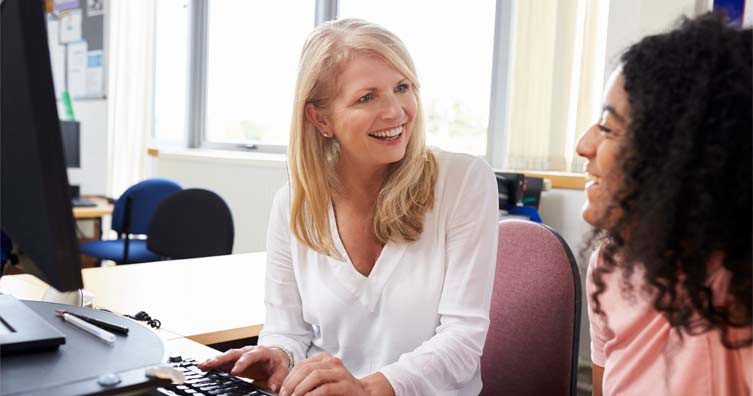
[59, 8, 83, 43]
[86, 50, 104, 97]
[51, 46, 66, 99]
[87, 0, 105, 17]
[46, 3, 106, 99]
[46, 16, 66, 99]
[67, 41, 88, 98]
[54, 0, 80, 12]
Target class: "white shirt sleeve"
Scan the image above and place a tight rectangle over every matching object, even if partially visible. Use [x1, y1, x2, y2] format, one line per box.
[379, 159, 499, 395]
[257, 187, 313, 363]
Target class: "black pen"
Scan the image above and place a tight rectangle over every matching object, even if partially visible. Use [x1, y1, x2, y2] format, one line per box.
[55, 309, 129, 335]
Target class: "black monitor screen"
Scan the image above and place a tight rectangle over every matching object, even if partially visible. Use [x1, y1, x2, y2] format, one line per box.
[1, 0, 83, 291]
[60, 120, 80, 168]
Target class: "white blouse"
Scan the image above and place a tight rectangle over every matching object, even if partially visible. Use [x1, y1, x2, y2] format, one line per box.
[258, 150, 499, 396]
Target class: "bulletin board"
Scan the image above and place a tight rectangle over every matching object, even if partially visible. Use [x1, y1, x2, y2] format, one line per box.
[46, 0, 106, 100]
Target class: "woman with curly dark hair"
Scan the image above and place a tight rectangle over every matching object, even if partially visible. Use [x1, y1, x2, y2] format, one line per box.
[577, 13, 752, 396]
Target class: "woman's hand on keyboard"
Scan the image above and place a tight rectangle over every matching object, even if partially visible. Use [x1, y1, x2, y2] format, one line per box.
[279, 352, 370, 396]
[197, 345, 290, 392]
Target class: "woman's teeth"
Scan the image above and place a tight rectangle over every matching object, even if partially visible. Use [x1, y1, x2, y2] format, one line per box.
[369, 125, 403, 140]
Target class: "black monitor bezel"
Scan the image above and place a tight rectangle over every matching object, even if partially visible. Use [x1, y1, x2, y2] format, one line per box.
[1, 0, 84, 291]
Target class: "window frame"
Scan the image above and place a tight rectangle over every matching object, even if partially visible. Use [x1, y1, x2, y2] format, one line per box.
[175, 0, 513, 165]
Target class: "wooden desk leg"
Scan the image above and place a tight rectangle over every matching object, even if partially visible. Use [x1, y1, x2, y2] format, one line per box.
[94, 217, 102, 240]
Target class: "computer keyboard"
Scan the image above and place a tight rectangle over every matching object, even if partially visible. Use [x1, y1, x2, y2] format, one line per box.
[71, 198, 97, 207]
[154, 356, 277, 396]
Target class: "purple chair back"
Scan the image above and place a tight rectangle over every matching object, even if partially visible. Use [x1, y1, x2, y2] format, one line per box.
[480, 219, 581, 396]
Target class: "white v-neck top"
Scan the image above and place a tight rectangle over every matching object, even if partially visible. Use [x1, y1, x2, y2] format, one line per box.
[258, 150, 499, 396]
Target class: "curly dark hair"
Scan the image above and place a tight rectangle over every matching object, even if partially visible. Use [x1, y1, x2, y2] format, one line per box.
[589, 13, 752, 349]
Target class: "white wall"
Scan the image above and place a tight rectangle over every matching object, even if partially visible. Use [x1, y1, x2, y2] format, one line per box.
[604, 0, 699, 79]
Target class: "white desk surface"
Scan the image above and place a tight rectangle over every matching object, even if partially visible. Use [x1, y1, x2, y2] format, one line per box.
[0, 252, 267, 346]
[166, 337, 223, 362]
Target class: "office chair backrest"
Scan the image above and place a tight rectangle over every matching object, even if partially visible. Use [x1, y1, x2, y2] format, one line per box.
[111, 178, 182, 235]
[480, 219, 581, 396]
[0, 230, 10, 261]
[146, 188, 234, 260]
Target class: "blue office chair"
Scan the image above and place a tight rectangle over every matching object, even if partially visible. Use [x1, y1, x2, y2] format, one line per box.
[1, 230, 12, 274]
[79, 178, 182, 264]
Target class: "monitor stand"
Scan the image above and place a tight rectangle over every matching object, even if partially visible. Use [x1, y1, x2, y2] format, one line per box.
[1, 300, 167, 396]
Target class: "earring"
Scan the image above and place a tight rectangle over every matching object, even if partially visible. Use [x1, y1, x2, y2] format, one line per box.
[321, 130, 330, 138]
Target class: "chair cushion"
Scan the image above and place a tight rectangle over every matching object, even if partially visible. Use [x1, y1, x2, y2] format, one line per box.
[79, 239, 161, 263]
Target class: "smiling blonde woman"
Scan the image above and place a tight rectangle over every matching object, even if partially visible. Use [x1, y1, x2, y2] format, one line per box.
[200, 19, 499, 396]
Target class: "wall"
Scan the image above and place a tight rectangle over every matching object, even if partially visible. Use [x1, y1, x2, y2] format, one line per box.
[537, 188, 593, 363]
[56, 0, 111, 196]
[604, 0, 699, 80]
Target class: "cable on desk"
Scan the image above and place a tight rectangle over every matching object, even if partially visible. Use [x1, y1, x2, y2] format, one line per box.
[125, 311, 161, 329]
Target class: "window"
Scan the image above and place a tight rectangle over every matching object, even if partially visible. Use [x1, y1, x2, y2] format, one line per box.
[339, 1, 497, 156]
[151, 0, 608, 173]
[502, 0, 608, 172]
[153, 0, 189, 146]
[205, 1, 314, 146]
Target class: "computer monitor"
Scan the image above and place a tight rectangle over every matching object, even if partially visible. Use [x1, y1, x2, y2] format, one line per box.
[61, 120, 81, 168]
[1, 0, 84, 352]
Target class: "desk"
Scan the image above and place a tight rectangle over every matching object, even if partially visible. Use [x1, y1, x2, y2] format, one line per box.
[0, 299, 223, 396]
[73, 195, 113, 243]
[72, 196, 114, 220]
[0, 252, 267, 346]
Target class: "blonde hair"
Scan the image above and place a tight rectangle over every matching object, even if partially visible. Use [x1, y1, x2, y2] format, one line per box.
[288, 18, 437, 258]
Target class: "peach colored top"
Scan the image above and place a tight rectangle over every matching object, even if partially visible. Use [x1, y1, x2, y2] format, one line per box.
[587, 249, 752, 396]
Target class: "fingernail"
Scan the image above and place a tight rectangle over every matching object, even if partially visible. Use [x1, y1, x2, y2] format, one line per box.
[270, 384, 277, 392]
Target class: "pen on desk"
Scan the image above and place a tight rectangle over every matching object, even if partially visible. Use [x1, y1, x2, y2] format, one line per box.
[56, 309, 129, 335]
[58, 312, 116, 344]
